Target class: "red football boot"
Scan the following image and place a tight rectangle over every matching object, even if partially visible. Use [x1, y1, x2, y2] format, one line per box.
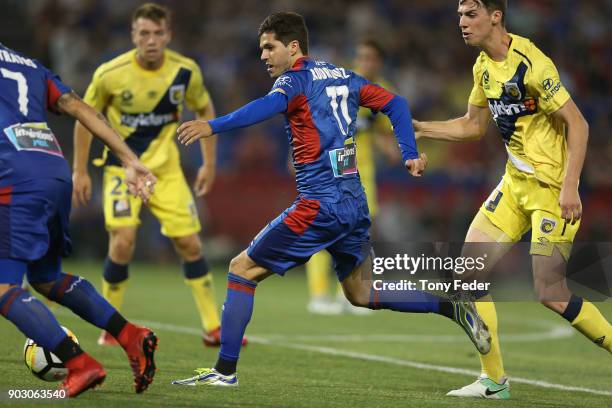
[202, 327, 248, 347]
[61, 353, 106, 398]
[117, 324, 158, 393]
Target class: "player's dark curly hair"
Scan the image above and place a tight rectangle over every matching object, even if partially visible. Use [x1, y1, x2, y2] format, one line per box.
[258, 12, 309, 55]
[460, 0, 507, 24]
[132, 3, 172, 28]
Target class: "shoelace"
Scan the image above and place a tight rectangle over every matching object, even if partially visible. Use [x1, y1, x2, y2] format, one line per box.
[194, 368, 211, 376]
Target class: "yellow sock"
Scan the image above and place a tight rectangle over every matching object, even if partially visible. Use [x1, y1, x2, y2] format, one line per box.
[306, 251, 332, 298]
[185, 274, 221, 333]
[476, 295, 506, 383]
[570, 300, 612, 353]
[102, 278, 128, 311]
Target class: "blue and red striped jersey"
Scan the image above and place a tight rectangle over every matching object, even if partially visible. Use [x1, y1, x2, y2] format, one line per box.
[0, 43, 72, 186]
[271, 57, 405, 202]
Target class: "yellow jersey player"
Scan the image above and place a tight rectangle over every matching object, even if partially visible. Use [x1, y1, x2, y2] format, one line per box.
[414, 0, 611, 399]
[72, 3, 244, 348]
[306, 39, 398, 315]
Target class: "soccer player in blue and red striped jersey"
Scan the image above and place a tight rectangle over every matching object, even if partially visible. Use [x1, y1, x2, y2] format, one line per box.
[171, 12, 490, 387]
[0, 43, 157, 397]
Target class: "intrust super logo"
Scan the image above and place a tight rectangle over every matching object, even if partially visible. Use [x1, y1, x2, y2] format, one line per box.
[488, 98, 537, 118]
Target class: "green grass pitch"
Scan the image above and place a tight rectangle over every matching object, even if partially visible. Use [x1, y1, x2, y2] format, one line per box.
[1, 260, 610, 407]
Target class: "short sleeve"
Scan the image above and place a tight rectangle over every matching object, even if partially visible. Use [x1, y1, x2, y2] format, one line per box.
[531, 57, 570, 115]
[43, 67, 71, 113]
[269, 71, 305, 101]
[354, 73, 394, 112]
[83, 65, 110, 112]
[468, 61, 488, 107]
[185, 64, 211, 111]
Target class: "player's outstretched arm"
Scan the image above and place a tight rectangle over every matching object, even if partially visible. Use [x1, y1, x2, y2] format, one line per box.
[413, 103, 490, 142]
[193, 101, 218, 197]
[552, 98, 589, 224]
[72, 121, 94, 207]
[177, 91, 288, 146]
[57, 92, 156, 203]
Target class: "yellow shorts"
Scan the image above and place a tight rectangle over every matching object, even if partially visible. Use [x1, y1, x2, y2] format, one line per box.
[477, 163, 579, 260]
[102, 165, 200, 237]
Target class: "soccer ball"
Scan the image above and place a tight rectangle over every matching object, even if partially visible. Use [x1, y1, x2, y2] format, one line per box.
[23, 326, 79, 382]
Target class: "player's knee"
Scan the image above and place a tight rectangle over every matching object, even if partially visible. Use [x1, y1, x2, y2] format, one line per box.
[109, 231, 136, 261]
[229, 253, 247, 276]
[0, 284, 21, 298]
[343, 286, 370, 308]
[173, 235, 202, 261]
[347, 292, 370, 308]
[30, 281, 54, 297]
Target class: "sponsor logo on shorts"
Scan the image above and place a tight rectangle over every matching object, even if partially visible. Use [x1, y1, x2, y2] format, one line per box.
[540, 218, 556, 234]
[485, 191, 503, 212]
[113, 199, 131, 217]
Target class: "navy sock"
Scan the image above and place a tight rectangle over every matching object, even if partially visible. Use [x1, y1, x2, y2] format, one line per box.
[0, 287, 67, 351]
[182, 257, 209, 279]
[103, 257, 128, 283]
[214, 273, 256, 375]
[48, 273, 117, 329]
[53, 335, 84, 362]
[369, 282, 446, 315]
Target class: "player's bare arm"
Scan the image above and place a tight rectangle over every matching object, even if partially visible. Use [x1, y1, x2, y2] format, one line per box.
[72, 112, 100, 207]
[193, 101, 218, 196]
[57, 92, 156, 203]
[72, 120, 94, 207]
[413, 103, 491, 142]
[552, 98, 589, 224]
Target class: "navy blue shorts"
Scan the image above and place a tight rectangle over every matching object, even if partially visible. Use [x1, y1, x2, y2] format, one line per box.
[0, 179, 72, 285]
[247, 188, 371, 282]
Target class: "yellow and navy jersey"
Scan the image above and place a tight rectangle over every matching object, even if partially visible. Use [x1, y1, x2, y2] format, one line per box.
[84, 48, 211, 171]
[469, 33, 571, 188]
[354, 75, 393, 175]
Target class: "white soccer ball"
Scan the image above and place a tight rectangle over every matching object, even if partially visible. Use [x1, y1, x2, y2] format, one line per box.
[23, 326, 79, 382]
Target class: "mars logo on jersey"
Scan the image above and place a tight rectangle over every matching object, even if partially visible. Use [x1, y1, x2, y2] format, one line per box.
[540, 218, 556, 234]
[169, 85, 185, 105]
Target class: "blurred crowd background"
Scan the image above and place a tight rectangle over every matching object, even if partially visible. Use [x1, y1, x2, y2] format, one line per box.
[2, 0, 610, 262]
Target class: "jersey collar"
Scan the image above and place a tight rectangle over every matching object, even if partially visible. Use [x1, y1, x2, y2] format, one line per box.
[291, 56, 309, 70]
[131, 49, 168, 75]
